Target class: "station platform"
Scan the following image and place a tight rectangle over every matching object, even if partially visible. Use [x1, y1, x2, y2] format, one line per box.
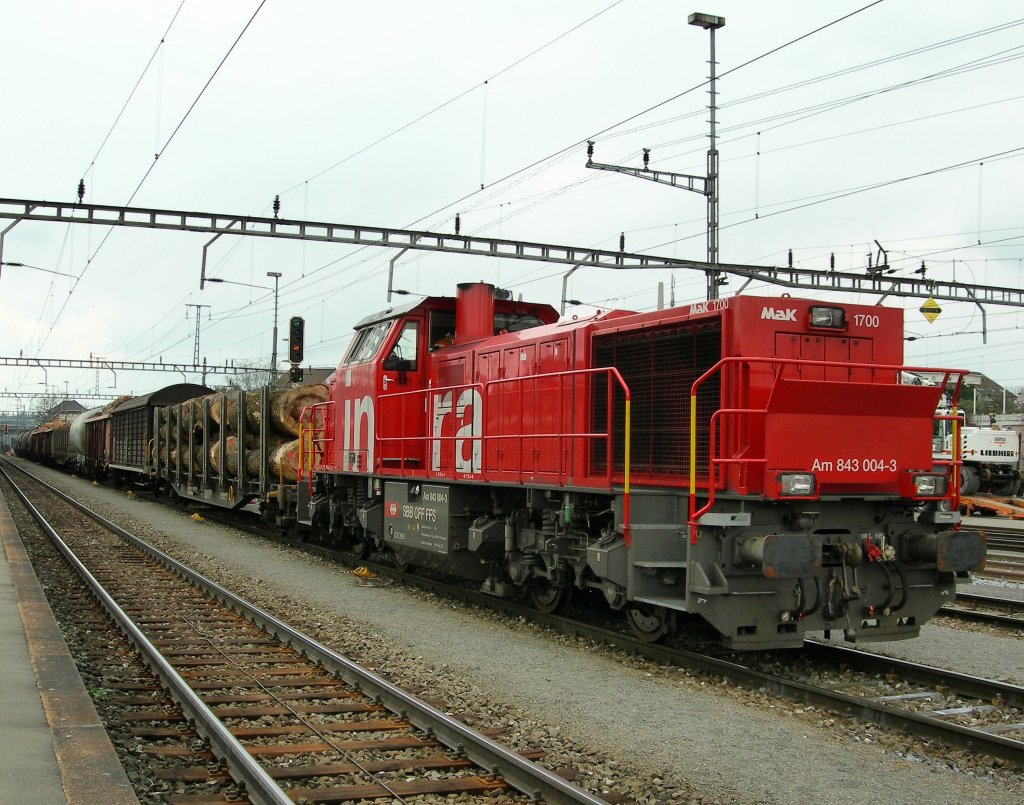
[0, 488, 138, 804]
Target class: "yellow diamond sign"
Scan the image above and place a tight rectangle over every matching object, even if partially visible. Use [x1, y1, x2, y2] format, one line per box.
[920, 296, 941, 323]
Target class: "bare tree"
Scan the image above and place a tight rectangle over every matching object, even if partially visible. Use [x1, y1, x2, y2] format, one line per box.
[33, 393, 63, 424]
[221, 361, 277, 392]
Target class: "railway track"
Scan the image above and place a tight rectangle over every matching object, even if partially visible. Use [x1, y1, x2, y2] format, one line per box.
[0, 459, 608, 805]
[940, 592, 1024, 629]
[263, 536, 1024, 768]
[961, 522, 1024, 583]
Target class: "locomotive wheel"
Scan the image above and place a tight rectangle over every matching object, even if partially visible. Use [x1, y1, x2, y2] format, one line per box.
[530, 579, 572, 614]
[626, 603, 674, 643]
[345, 533, 372, 560]
[392, 550, 416, 573]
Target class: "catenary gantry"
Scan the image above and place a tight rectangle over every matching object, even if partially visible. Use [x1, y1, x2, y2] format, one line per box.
[1, 197, 1022, 308]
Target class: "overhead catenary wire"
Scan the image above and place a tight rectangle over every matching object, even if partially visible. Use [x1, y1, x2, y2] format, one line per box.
[136, 1, 938, 349]
[597, 17, 1024, 144]
[275, 0, 628, 197]
[100, 140, 1024, 376]
[79, 0, 188, 182]
[144, 134, 1015, 364]
[638, 146, 1024, 255]
[21, 1, 188, 390]
[33, 0, 268, 362]
[46, 2, 1024, 388]
[103, 1, 631, 365]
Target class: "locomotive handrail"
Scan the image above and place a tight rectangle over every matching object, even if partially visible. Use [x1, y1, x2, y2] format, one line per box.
[374, 381, 486, 476]
[688, 357, 969, 532]
[484, 367, 633, 543]
[375, 368, 634, 542]
[298, 400, 335, 494]
[932, 411, 962, 512]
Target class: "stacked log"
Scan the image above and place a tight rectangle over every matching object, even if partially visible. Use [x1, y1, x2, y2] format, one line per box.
[270, 384, 328, 436]
[161, 384, 325, 484]
[210, 391, 262, 432]
[209, 436, 263, 477]
[270, 439, 301, 482]
[168, 444, 204, 473]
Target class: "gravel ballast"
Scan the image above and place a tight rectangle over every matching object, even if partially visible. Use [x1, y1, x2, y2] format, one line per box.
[14, 460, 1024, 805]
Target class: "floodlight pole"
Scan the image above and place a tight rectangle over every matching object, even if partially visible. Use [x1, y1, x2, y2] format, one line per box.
[585, 12, 725, 302]
[689, 11, 726, 300]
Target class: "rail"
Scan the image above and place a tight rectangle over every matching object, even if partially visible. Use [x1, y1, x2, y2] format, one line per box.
[2, 459, 612, 805]
[688, 357, 967, 535]
[0, 462, 292, 803]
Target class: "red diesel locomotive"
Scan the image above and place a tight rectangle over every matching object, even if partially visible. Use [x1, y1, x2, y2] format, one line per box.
[300, 283, 983, 649]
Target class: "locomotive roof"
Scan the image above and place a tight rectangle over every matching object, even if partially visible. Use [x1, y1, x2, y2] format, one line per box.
[352, 294, 558, 330]
[114, 383, 214, 412]
[353, 298, 424, 330]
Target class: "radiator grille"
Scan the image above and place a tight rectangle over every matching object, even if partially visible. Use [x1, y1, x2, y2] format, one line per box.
[592, 320, 721, 479]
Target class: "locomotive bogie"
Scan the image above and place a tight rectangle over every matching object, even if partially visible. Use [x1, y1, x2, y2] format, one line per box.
[302, 468, 971, 649]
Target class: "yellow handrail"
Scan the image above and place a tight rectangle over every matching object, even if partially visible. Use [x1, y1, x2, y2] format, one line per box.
[687, 356, 970, 530]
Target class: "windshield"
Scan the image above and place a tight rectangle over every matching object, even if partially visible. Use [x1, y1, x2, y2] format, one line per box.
[343, 320, 393, 365]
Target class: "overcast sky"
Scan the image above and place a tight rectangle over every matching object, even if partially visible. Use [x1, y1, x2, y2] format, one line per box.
[2, 0, 1022, 404]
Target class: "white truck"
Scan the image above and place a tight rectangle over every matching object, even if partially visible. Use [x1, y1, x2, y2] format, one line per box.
[934, 408, 1022, 495]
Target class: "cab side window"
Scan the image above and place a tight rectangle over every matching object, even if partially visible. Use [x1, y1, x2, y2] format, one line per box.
[429, 311, 456, 350]
[383, 321, 419, 371]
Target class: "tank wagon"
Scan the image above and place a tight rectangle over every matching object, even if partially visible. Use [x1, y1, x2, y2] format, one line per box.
[15, 385, 210, 476]
[298, 283, 983, 650]
[13, 420, 72, 466]
[12, 428, 37, 459]
[69, 404, 107, 474]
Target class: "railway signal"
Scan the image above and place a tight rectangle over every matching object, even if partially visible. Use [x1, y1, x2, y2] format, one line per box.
[289, 316, 304, 384]
[288, 316, 304, 364]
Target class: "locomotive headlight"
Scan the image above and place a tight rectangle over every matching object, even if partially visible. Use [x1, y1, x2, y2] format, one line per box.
[913, 474, 946, 497]
[808, 306, 846, 329]
[779, 473, 816, 496]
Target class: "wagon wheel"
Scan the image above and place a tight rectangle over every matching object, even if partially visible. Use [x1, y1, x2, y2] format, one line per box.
[530, 578, 572, 614]
[626, 603, 675, 643]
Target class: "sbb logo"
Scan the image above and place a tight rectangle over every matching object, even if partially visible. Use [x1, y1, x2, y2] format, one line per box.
[386, 502, 400, 518]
